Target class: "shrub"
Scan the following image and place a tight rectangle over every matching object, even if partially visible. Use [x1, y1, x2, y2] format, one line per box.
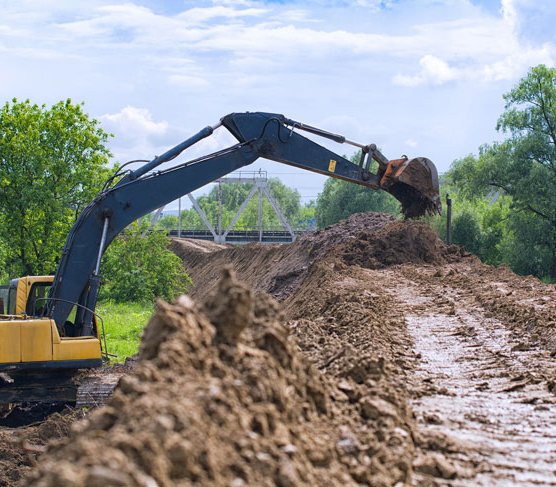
[100, 222, 191, 303]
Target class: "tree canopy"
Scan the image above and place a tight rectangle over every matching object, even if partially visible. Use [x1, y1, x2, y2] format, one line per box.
[100, 222, 191, 303]
[0, 99, 113, 276]
[445, 65, 556, 279]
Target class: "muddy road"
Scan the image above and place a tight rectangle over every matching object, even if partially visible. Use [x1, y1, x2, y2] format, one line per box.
[387, 266, 556, 486]
[2, 213, 556, 486]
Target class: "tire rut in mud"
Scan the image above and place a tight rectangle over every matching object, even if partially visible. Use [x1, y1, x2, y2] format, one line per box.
[385, 269, 556, 486]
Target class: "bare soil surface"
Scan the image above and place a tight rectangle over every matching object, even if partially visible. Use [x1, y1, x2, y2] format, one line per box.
[2, 212, 555, 486]
[384, 266, 556, 486]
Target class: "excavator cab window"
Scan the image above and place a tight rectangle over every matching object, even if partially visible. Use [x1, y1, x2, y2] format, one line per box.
[26, 282, 52, 317]
[7, 284, 16, 315]
[0, 286, 7, 314]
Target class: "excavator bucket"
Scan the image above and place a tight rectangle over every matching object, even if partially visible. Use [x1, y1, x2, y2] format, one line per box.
[382, 157, 442, 218]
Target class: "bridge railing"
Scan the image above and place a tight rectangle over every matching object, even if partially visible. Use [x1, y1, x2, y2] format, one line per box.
[168, 228, 313, 244]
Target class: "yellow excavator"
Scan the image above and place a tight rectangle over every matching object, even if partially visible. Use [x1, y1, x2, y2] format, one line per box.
[0, 111, 441, 405]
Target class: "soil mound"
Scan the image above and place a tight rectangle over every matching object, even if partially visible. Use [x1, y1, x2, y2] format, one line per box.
[340, 220, 459, 269]
[172, 212, 460, 302]
[26, 269, 411, 486]
[306, 212, 397, 257]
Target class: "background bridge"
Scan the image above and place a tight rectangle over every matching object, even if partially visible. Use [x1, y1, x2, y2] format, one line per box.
[153, 170, 312, 244]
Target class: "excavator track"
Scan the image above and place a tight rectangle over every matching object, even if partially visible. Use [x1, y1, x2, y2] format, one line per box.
[75, 370, 121, 408]
[0, 366, 126, 425]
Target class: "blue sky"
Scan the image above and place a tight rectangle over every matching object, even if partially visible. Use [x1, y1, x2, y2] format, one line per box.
[1, 0, 555, 208]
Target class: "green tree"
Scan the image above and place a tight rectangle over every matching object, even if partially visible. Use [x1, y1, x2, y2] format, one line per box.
[0, 99, 113, 277]
[429, 175, 512, 265]
[451, 210, 482, 256]
[297, 200, 316, 229]
[156, 215, 179, 230]
[100, 222, 191, 303]
[0, 239, 8, 283]
[450, 65, 556, 278]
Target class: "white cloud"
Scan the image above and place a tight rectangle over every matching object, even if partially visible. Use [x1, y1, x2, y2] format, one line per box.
[168, 74, 209, 88]
[481, 44, 554, 82]
[352, 0, 398, 10]
[176, 6, 267, 24]
[393, 55, 460, 86]
[394, 43, 554, 87]
[101, 106, 168, 137]
[279, 9, 315, 23]
[211, 0, 256, 6]
[501, 0, 518, 30]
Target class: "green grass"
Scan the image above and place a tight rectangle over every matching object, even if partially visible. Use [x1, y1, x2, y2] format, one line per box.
[96, 301, 154, 362]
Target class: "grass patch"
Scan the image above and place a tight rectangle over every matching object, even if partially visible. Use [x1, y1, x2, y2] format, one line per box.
[96, 301, 153, 363]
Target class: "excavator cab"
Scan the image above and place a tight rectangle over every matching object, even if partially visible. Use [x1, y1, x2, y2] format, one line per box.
[0, 277, 102, 371]
[0, 276, 103, 405]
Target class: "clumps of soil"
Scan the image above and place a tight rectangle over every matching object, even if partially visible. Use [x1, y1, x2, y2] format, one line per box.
[306, 212, 397, 256]
[25, 269, 413, 486]
[0, 412, 74, 486]
[284, 261, 418, 484]
[341, 220, 460, 269]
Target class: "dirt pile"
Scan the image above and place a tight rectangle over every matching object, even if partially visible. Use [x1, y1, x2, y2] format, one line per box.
[172, 212, 462, 302]
[341, 220, 462, 269]
[0, 412, 75, 486]
[24, 268, 414, 486]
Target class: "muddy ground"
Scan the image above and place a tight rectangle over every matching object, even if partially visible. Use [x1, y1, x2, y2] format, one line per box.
[2, 212, 556, 486]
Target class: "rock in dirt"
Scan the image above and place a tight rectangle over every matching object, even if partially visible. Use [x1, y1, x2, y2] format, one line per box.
[414, 453, 457, 479]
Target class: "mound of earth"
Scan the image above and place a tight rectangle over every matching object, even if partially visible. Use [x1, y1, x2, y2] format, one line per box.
[24, 268, 415, 486]
[341, 220, 463, 269]
[171, 212, 462, 302]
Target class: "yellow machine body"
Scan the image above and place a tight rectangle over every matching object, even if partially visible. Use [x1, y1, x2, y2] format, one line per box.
[0, 276, 102, 370]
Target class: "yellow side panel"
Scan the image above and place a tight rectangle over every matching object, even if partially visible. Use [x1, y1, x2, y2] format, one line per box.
[51, 321, 61, 344]
[53, 338, 101, 361]
[21, 320, 52, 362]
[0, 321, 21, 363]
[16, 279, 27, 314]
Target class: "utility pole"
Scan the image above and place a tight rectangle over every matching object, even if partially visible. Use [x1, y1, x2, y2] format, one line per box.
[446, 193, 452, 245]
[178, 197, 182, 238]
[258, 186, 263, 243]
[217, 181, 222, 238]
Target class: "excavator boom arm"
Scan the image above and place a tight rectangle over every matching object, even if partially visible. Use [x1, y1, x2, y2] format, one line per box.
[46, 111, 440, 333]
